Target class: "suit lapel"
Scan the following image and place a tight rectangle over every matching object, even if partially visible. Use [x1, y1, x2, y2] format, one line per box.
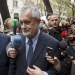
[19, 34, 27, 67]
[30, 31, 46, 65]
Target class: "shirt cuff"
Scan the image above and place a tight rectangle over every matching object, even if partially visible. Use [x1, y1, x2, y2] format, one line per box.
[54, 61, 61, 72]
[7, 48, 11, 57]
[42, 71, 48, 75]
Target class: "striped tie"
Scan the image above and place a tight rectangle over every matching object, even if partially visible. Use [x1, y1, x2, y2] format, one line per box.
[27, 39, 33, 67]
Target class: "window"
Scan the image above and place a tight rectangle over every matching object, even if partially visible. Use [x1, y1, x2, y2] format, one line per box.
[13, 1, 18, 7]
[14, 13, 19, 21]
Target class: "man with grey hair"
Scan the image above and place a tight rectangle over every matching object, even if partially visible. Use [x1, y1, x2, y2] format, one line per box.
[8, 5, 60, 75]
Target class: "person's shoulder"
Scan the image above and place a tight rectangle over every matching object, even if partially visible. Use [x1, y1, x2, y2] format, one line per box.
[0, 33, 10, 38]
[0, 33, 10, 42]
[0, 32, 7, 36]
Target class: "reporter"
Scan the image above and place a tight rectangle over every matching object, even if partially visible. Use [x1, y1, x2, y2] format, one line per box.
[46, 51, 72, 75]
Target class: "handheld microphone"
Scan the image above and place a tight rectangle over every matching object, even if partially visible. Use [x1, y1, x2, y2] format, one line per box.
[59, 40, 68, 57]
[59, 40, 75, 59]
[9, 35, 22, 75]
[12, 35, 22, 49]
[11, 19, 18, 35]
[59, 40, 68, 51]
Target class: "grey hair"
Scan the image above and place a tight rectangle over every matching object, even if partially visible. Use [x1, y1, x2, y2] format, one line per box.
[20, 5, 41, 19]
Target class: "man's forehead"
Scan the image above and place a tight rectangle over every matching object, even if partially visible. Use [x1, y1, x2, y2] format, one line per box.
[19, 18, 30, 21]
[50, 15, 59, 18]
[50, 15, 59, 20]
[19, 13, 33, 21]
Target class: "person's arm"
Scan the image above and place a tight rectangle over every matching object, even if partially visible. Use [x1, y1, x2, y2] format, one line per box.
[46, 52, 72, 75]
[8, 50, 18, 75]
[6, 42, 18, 75]
[46, 53, 61, 71]
[8, 58, 17, 75]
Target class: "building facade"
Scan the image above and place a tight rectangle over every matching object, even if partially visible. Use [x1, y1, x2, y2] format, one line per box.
[7, 0, 24, 19]
[0, 0, 24, 32]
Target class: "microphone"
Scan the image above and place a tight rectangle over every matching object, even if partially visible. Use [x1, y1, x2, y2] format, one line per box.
[11, 19, 18, 35]
[59, 40, 68, 51]
[12, 35, 22, 49]
[8, 35, 22, 75]
[59, 40, 75, 60]
[59, 40, 68, 57]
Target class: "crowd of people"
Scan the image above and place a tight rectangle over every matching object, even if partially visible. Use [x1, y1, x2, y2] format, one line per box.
[0, 5, 75, 75]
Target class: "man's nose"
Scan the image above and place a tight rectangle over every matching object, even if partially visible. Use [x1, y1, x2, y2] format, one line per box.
[22, 23, 27, 28]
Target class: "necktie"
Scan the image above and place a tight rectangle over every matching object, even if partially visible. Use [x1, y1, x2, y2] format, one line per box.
[27, 39, 33, 67]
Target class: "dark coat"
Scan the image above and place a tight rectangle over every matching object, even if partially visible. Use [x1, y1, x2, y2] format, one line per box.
[0, 33, 10, 75]
[9, 31, 60, 75]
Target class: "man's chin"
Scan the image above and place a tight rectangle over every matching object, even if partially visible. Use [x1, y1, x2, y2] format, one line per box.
[23, 32, 31, 37]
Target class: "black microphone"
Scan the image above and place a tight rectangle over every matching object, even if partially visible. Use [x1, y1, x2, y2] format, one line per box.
[59, 40, 68, 51]
[59, 40, 75, 60]
[59, 40, 68, 57]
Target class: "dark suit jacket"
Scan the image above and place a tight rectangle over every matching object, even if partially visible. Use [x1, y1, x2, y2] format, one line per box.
[0, 33, 10, 75]
[9, 31, 60, 75]
[49, 29, 62, 42]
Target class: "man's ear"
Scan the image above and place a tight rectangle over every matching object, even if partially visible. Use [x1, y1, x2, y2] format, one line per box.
[37, 19, 41, 26]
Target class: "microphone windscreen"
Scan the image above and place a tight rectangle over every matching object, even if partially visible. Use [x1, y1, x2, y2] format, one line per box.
[12, 35, 22, 49]
[59, 40, 68, 51]
[11, 19, 18, 29]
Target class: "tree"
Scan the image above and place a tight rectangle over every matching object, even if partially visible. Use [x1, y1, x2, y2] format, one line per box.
[0, 0, 10, 23]
[55, 0, 66, 16]
[62, 0, 75, 17]
[51, 0, 75, 17]
[24, 0, 53, 15]
[42, 0, 53, 14]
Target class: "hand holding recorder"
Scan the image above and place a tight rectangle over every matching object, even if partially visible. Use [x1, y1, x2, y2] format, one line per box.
[46, 47, 60, 70]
